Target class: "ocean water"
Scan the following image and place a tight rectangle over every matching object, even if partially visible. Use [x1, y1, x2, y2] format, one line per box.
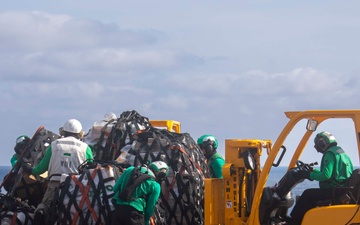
[266, 166, 320, 213]
[0, 166, 12, 193]
[267, 166, 318, 197]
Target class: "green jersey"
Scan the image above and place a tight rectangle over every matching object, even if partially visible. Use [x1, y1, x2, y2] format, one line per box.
[208, 152, 225, 178]
[112, 166, 161, 225]
[310, 146, 353, 188]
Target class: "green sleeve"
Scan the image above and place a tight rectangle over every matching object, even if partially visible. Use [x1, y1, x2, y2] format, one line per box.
[32, 146, 52, 175]
[10, 154, 19, 167]
[112, 167, 133, 204]
[144, 181, 161, 225]
[212, 157, 225, 178]
[85, 146, 94, 160]
[309, 152, 335, 181]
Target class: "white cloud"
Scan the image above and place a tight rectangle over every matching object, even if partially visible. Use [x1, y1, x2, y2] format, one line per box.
[158, 95, 189, 110]
[1, 3, 360, 167]
[171, 73, 235, 94]
[0, 11, 163, 51]
[0, 11, 203, 82]
[0, 11, 72, 50]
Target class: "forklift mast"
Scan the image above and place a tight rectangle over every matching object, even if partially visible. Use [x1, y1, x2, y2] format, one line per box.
[205, 139, 271, 225]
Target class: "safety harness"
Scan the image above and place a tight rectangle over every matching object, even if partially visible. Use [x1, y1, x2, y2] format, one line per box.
[119, 166, 153, 201]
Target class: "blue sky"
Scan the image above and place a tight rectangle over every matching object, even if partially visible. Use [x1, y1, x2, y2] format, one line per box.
[1, 1, 360, 166]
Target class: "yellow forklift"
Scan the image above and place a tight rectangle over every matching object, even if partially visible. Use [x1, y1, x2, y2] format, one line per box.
[205, 110, 360, 225]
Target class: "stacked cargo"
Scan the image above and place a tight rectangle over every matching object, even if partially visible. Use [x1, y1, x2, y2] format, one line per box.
[51, 163, 120, 225]
[1, 110, 211, 225]
[95, 110, 211, 224]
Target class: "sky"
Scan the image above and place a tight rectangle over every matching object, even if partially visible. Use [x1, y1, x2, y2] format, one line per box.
[1, 1, 360, 167]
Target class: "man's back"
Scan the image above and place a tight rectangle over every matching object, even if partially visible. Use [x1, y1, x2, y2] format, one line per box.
[48, 136, 90, 179]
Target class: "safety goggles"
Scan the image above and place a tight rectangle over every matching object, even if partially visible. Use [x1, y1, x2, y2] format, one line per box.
[198, 143, 206, 150]
[199, 139, 214, 149]
[156, 169, 168, 181]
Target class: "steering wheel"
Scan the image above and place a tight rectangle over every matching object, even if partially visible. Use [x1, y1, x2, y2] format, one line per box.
[296, 160, 312, 172]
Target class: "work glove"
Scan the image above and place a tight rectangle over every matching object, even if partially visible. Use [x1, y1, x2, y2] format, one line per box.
[22, 163, 33, 174]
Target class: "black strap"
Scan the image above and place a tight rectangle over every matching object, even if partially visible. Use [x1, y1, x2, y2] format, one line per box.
[119, 167, 153, 201]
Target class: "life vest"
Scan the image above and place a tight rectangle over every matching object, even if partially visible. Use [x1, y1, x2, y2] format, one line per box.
[48, 136, 88, 181]
[208, 152, 224, 177]
[320, 146, 353, 188]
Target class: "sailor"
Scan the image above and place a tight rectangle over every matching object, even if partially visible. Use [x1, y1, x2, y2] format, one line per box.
[289, 131, 353, 225]
[11, 135, 31, 167]
[197, 134, 225, 178]
[22, 119, 94, 225]
[111, 161, 169, 225]
[3, 135, 32, 192]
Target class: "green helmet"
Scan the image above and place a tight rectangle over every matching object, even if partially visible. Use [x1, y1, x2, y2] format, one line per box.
[14, 135, 30, 155]
[314, 131, 337, 153]
[197, 134, 219, 158]
[148, 161, 169, 181]
[197, 134, 218, 149]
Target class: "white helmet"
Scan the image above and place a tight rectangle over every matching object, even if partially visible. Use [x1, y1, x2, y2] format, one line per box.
[104, 112, 117, 121]
[63, 119, 83, 134]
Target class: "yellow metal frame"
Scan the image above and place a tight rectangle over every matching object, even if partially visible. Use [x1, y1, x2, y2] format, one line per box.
[302, 205, 360, 225]
[205, 139, 271, 225]
[224, 139, 270, 225]
[246, 110, 360, 225]
[205, 110, 360, 225]
[204, 178, 225, 225]
[150, 120, 181, 133]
